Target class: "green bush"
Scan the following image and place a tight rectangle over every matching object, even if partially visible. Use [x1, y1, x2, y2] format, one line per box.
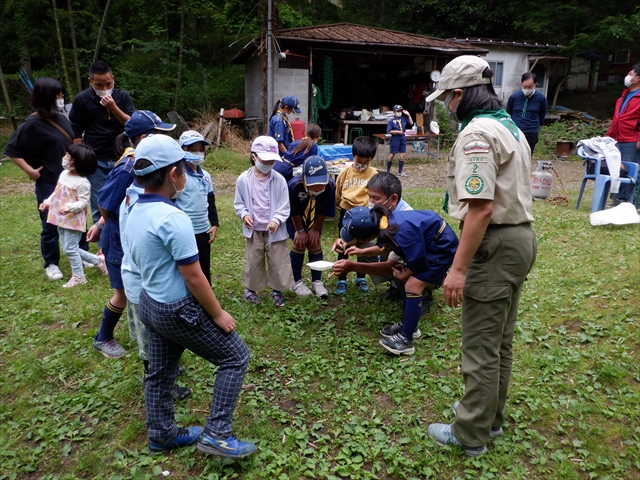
[537, 120, 608, 158]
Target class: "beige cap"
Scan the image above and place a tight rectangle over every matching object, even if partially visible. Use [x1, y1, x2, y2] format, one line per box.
[425, 56, 491, 102]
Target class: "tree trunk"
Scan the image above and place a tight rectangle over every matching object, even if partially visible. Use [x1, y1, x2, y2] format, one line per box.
[67, 0, 82, 93]
[93, 0, 113, 64]
[173, 0, 186, 111]
[0, 62, 18, 130]
[52, 0, 74, 100]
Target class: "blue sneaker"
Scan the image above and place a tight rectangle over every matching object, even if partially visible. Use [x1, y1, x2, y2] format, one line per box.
[149, 426, 204, 453]
[428, 423, 486, 457]
[355, 278, 369, 293]
[197, 432, 257, 458]
[335, 280, 348, 295]
[452, 401, 503, 437]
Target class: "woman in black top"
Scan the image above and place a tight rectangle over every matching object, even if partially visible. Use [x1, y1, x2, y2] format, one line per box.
[4, 78, 75, 281]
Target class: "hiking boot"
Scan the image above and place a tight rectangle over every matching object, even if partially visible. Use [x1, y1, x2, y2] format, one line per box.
[291, 280, 312, 297]
[379, 333, 415, 356]
[63, 275, 87, 288]
[380, 322, 421, 339]
[271, 290, 285, 307]
[244, 289, 261, 305]
[93, 336, 127, 359]
[149, 426, 204, 453]
[96, 254, 109, 276]
[335, 280, 348, 295]
[311, 280, 328, 298]
[378, 283, 402, 301]
[197, 432, 257, 458]
[355, 278, 369, 293]
[428, 423, 487, 457]
[451, 401, 503, 437]
[45, 264, 63, 281]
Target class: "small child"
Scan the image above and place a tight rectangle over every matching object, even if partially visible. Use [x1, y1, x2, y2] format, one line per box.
[287, 156, 336, 298]
[39, 144, 108, 288]
[274, 123, 322, 182]
[332, 205, 459, 356]
[334, 135, 379, 294]
[386, 105, 413, 177]
[234, 136, 294, 306]
[175, 130, 219, 284]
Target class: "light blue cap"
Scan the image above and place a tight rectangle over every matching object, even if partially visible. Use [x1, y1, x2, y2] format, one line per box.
[133, 134, 188, 176]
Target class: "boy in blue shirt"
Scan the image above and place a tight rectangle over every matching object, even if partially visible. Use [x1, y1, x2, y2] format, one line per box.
[287, 156, 336, 298]
[386, 105, 413, 177]
[126, 134, 255, 457]
[176, 130, 219, 284]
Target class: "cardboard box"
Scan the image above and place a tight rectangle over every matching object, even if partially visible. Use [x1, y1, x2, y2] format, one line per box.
[379, 106, 389, 113]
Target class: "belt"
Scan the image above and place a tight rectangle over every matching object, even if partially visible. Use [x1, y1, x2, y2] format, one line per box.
[459, 221, 530, 230]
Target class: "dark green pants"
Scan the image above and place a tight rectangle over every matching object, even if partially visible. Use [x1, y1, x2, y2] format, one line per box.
[452, 223, 537, 447]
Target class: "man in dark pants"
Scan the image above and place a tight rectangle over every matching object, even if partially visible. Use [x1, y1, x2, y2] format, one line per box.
[506, 72, 547, 156]
[70, 61, 135, 224]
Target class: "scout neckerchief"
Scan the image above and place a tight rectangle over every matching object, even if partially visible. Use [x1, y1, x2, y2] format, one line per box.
[277, 109, 294, 140]
[619, 89, 640, 115]
[302, 194, 316, 230]
[521, 91, 534, 119]
[115, 146, 136, 167]
[461, 109, 520, 140]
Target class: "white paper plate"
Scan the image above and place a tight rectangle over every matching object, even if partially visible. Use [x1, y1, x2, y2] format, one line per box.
[306, 261, 334, 271]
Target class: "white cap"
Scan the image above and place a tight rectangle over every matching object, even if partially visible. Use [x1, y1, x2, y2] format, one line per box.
[425, 56, 491, 103]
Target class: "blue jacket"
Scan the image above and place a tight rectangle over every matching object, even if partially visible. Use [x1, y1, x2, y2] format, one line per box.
[506, 90, 547, 134]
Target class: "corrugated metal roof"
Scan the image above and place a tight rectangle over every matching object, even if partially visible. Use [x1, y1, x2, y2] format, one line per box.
[232, 23, 486, 63]
[450, 37, 564, 50]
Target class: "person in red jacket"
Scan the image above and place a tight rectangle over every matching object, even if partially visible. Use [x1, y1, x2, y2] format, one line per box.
[607, 63, 640, 205]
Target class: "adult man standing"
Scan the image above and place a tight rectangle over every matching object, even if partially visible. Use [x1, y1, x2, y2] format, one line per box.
[607, 63, 640, 205]
[70, 61, 135, 223]
[506, 72, 547, 155]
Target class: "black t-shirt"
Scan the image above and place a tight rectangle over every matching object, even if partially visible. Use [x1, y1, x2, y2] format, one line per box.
[69, 87, 135, 161]
[3, 113, 73, 185]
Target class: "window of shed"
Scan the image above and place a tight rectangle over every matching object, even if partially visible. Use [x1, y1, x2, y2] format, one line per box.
[487, 61, 504, 87]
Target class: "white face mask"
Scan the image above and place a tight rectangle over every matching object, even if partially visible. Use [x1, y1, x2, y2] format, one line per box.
[254, 160, 273, 174]
[56, 99, 65, 110]
[444, 90, 461, 124]
[522, 88, 535, 97]
[93, 87, 113, 98]
[353, 162, 369, 172]
[62, 158, 74, 171]
[307, 188, 324, 197]
[624, 75, 638, 88]
[171, 172, 186, 199]
[188, 151, 205, 165]
[394, 112, 402, 117]
[368, 196, 392, 210]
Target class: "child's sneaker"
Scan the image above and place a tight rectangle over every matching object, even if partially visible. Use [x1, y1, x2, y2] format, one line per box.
[380, 322, 421, 339]
[311, 280, 328, 298]
[63, 275, 87, 288]
[93, 336, 127, 359]
[244, 289, 261, 305]
[45, 264, 63, 280]
[149, 426, 204, 453]
[379, 333, 415, 356]
[96, 254, 109, 276]
[197, 432, 257, 458]
[355, 278, 369, 293]
[271, 290, 285, 307]
[428, 423, 487, 457]
[83, 261, 95, 269]
[291, 280, 312, 297]
[335, 280, 348, 295]
[397, 172, 408, 177]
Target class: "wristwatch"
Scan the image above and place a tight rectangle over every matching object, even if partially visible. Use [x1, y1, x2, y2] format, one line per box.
[96, 222, 104, 230]
[296, 229, 305, 234]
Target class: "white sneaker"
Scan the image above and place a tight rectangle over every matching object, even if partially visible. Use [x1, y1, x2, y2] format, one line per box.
[311, 280, 328, 298]
[82, 261, 95, 269]
[291, 280, 312, 297]
[63, 275, 87, 288]
[45, 264, 63, 280]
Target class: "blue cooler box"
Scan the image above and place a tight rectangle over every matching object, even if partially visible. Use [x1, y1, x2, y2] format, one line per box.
[317, 145, 353, 161]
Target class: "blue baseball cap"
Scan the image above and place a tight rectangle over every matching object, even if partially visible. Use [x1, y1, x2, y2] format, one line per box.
[133, 134, 188, 176]
[125, 110, 176, 139]
[340, 206, 379, 244]
[282, 95, 302, 115]
[179, 130, 210, 147]
[303, 156, 328, 186]
[393, 104, 403, 111]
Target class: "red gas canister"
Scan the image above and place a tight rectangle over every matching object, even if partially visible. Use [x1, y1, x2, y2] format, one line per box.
[291, 119, 306, 141]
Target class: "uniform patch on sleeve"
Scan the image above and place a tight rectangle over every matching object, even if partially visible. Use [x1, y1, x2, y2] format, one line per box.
[466, 156, 488, 163]
[465, 175, 485, 194]
[463, 141, 491, 155]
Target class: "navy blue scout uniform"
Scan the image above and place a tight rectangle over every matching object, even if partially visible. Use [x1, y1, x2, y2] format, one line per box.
[286, 176, 336, 238]
[268, 110, 294, 151]
[387, 115, 412, 154]
[384, 210, 458, 286]
[273, 139, 318, 181]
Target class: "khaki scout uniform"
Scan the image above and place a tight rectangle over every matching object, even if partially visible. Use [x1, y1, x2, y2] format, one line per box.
[447, 114, 538, 447]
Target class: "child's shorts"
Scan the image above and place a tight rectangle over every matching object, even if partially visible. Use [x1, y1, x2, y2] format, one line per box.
[106, 260, 124, 290]
[390, 135, 406, 155]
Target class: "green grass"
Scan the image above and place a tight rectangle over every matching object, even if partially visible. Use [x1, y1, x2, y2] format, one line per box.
[1, 153, 639, 480]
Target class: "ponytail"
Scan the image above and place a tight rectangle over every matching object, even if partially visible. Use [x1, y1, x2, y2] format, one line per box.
[290, 123, 322, 156]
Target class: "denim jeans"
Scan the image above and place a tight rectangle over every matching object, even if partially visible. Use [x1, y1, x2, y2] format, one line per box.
[615, 142, 640, 202]
[58, 227, 100, 278]
[35, 181, 60, 268]
[88, 159, 117, 224]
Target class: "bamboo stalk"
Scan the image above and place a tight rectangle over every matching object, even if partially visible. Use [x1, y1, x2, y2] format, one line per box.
[173, 0, 186, 111]
[67, 0, 82, 93]
[0, 62, 18, 130]
[52, 0, 74, 100]
[93, 0, 113, 64]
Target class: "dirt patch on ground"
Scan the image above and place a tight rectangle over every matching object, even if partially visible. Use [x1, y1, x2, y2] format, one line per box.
[0, 179, 33, 196]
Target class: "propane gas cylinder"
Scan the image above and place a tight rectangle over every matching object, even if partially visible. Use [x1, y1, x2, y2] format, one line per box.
[531, 161, 553, 200]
